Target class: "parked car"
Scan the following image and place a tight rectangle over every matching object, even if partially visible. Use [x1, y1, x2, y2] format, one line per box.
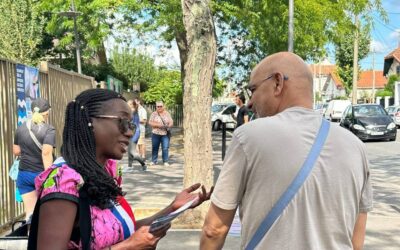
[314, 103, 328, 115]
[324, 100, 351, 122]
[211, 103, 232, 115]
[385, 105, 400, 128]
[212, 104, 236, 130]
[340, 104, 397, 141]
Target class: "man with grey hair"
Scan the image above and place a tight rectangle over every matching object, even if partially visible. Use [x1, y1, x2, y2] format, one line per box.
[201, 52, 372, 250]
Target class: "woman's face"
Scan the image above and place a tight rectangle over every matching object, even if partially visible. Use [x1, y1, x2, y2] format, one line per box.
[92, 99, 133, 163]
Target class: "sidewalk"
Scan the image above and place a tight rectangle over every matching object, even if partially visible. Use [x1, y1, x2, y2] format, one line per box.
[120, 128, 241, 249]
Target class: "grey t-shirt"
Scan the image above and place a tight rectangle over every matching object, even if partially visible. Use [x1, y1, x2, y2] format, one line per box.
[211, 107, 372, 250]
[14, 121, 56, 172]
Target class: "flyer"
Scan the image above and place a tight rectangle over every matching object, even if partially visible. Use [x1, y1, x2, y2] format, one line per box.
[149, 197, 198, 232]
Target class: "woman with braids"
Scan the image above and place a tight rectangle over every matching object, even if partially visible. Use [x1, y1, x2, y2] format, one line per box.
[28, 89, 212, 250]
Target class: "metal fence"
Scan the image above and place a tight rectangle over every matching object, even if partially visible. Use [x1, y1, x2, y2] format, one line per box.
[0, 59, 94, 231]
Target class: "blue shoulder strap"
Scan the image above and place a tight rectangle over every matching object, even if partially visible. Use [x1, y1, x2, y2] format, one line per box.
[245, 119, 330, 250]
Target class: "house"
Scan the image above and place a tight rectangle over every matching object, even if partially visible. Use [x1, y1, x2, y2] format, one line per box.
[356, 70, 387, 100]
[309, 61, 346, 102]
[383, 47, 400, 77]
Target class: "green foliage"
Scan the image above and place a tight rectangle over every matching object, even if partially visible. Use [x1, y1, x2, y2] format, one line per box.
[143, 71, 182, 106]
[212, 78, 225, 98]
[332, 96, 350, 100]
[336, 26, 371, 95]
[384, 74, 400, 94]
[0, 0, 45, 65]
[375, 89, 393, 97]
[110, 48, 159, 92]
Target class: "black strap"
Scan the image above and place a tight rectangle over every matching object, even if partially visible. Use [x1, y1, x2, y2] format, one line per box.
[27, 188, 92, 249]
[79, 189, 92, 250]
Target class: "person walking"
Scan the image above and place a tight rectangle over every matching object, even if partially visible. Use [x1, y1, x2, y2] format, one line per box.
[234, 93, 250, 128]
[148, 101, 173, 166]
[200, 52, 372, 250]
[13, 98, 55, 223]
[127, 100, 146, 171]
[135, 97, 147, 161]
[28, 89, 212, 250]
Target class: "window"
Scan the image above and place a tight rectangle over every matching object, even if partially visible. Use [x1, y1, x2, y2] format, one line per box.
[397, 65, 400, 75]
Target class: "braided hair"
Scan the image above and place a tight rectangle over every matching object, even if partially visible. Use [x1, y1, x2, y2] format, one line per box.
[61, 89, 126, 209]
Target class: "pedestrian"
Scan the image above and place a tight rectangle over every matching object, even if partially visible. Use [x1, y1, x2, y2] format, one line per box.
[148, 101, 173, 166]
[127, 100, 146, 171]
[13, 98, 55, 223]
[234, 93, 249, 128]
[200, 52, 372, 250]
[28, 89, 212, 249]
[135, 97, 147, 161]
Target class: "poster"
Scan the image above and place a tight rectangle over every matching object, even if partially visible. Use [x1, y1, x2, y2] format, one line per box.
[106, 75, 122, 93]
[16, 64, 40, 126]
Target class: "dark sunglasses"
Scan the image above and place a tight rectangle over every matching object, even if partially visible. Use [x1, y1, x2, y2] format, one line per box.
[93, 115, 136, 134]
[156, 105, 163, 108]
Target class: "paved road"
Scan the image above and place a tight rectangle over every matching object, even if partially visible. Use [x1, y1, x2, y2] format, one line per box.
[362, 130, 400, 249]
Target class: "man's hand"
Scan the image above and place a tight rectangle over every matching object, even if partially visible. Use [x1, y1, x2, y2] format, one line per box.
[171, 183, 214, 211]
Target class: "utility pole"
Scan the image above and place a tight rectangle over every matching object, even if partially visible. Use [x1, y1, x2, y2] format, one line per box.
[288, 0, 294, 52]
[58, 0, 82, 74]
[352, 15, 359, 104]
[372, 49, 376, 103]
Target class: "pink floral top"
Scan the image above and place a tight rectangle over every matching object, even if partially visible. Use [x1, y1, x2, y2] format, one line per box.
[35, 158, 136, 250]
[149, 111, 173, 135]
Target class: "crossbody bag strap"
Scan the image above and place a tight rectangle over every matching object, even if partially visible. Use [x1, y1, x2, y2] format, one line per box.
[79, 188, 92, 250]
[27, 120, 43, 150]
[245, 119, 330, 250]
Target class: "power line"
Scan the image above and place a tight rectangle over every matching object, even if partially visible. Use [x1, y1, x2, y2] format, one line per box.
[373, 14, 400, 32]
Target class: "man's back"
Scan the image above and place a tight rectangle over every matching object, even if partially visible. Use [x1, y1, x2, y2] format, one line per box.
[211, 107, 372, 249]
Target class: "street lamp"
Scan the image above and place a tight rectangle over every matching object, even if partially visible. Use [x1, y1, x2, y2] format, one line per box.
[58, 0, 82, 74]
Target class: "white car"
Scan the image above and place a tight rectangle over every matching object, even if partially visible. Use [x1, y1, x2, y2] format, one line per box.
[212, 104, 237, 130]
[324, 100, 351, 122]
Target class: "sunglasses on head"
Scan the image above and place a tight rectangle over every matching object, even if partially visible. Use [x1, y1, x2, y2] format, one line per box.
[93, 115, 136, 134]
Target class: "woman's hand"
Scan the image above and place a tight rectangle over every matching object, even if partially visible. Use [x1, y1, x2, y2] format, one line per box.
[171, 183, 214, 211]
[121, 223, 171, 250]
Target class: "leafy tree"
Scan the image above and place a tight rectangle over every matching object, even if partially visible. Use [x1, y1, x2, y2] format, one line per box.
[0, 0, 45, 65]
[110, 47, 159, 92]
[142, 70, 182, 106]
[335, 27, 371, 95]
[384, 74, 400, 95]
[39, 0, 123, 66]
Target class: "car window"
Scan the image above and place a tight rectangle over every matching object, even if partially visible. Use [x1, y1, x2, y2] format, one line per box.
[212, 105, 224, 113]
[222, 105, 236, 115]
[354, 105, 386, 117]
[344, 106, 352, 118]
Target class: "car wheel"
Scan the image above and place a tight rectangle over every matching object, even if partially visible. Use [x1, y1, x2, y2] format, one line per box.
[390, 136, 396, 141]
[213, 120, 221, 131]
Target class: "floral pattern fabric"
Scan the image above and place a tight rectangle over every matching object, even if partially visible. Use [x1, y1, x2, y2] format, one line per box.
[35, 158, 134, 250]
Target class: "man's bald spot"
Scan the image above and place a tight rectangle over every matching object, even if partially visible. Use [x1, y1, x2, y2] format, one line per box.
[251, 52, 313, 85]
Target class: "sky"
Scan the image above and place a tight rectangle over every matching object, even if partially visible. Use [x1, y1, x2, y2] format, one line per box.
[359, 0, 400, 71]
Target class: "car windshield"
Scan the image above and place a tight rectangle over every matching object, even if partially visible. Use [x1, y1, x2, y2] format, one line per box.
[212, 105, 225, 113]
[354, 105, 386, 117]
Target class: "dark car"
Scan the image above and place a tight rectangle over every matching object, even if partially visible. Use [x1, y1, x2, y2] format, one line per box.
[340, 104, 397, 141]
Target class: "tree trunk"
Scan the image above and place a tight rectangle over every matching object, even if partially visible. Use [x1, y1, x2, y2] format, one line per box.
[180, 0, 216, 227]
[175, 29, 188, 85]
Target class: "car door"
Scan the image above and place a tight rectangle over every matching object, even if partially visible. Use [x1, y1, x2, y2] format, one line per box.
[340, 106, 353, 129]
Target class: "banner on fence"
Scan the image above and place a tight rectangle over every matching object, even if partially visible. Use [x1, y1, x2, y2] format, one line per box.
[106, 75, 122, 93]
[16, 64, 40, 126]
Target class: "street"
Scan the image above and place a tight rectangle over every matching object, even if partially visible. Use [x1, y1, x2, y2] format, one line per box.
[363, 131, 400, 249]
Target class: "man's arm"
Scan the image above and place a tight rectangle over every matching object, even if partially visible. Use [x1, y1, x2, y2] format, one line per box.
[200, 203, 236, 250]
[352, 212, 368, 250]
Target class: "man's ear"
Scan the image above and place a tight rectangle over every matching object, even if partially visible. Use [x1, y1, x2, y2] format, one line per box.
[273, 73, 285, 96]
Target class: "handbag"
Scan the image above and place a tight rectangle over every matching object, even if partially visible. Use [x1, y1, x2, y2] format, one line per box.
[245, 119, 330, 250]
[9, 158, 20, 181]
[157, 112, 171, 138]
